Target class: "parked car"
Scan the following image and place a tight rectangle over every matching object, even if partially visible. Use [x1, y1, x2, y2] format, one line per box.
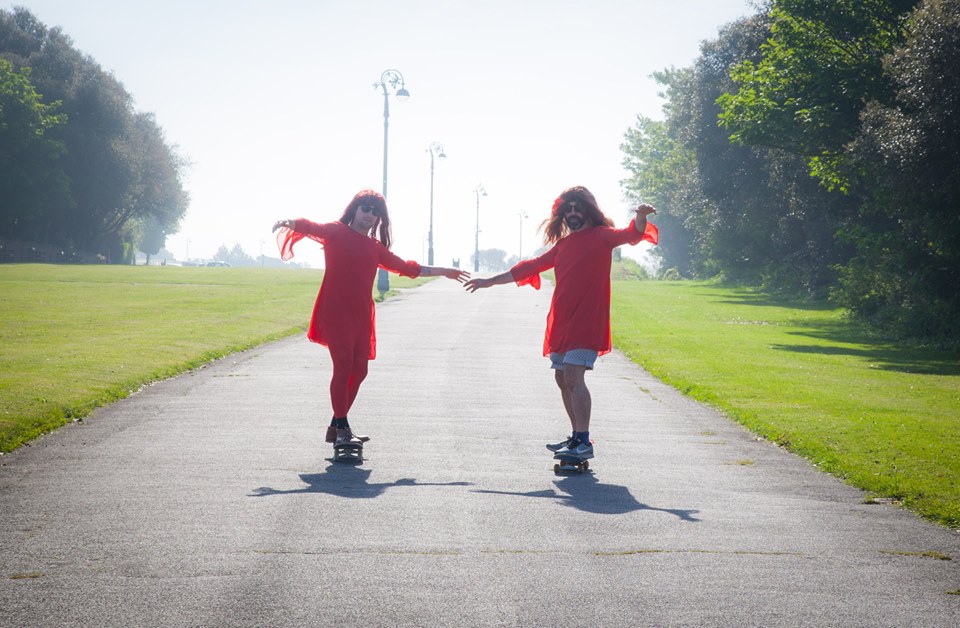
[205, 260, 231, 267]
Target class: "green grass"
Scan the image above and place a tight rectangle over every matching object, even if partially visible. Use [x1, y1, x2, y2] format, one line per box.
[611, 280, 960, 528]
[0, 264, 427, 452]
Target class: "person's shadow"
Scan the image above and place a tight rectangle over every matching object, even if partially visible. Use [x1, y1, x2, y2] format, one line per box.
[473, 475, 700, 521]
[249, 464, 472, 499]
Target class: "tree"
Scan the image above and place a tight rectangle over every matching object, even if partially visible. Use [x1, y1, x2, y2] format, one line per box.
[0, 7, 188, 259]
[138, 215, 166, 264]
[621, 12, 862, 295]
[213, 243, 255, 267]
[836, 0, 960, 339]
[717, 0, 919, 191]
[0, 58, 69, 240]
[472, 248, 509, 272]
[620, 111, 699, 277]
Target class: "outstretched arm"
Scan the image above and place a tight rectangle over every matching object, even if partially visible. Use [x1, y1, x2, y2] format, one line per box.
[420, 266, 471, 283]
[463, 270, 515, 293]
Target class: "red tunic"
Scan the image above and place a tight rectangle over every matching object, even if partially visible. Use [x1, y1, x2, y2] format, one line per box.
[509, 219, 658, 356]
[275, 220, 421, 359]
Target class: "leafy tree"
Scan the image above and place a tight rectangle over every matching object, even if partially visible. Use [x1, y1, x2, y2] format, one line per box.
[621, 12, 861, 296]
[0, 58, 69, 239]
[472, 248, 509, 272]
[836, 0, 960, 339]
[213, 243, 255, 267]
[138, 215, 166, 264]
[0, 7, 188, 258]
[620, 111, 699, 277]
[717, 0, 918, 191]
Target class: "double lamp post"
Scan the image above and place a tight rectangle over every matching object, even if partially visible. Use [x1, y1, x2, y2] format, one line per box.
[375, 70, 492, 277]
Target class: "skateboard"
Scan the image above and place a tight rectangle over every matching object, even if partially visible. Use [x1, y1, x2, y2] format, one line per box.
[553, 453, 590, 474]
[333, 441, 364, 463]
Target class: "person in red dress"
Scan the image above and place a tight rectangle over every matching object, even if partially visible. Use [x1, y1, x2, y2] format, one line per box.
[273, 189, 469, 446]
[463, 186, 658, 460]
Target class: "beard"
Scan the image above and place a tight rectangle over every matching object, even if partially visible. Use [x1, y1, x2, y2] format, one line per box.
[563, 214, 585, 231]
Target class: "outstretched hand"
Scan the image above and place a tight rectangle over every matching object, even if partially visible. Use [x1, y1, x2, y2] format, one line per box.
[634, 203, 657, 218]
[272, 219, 293, 233]
[463, 277, 489, 293]
[441, 268, 471, 284]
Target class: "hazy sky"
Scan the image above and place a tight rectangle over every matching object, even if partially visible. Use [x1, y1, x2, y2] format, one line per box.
[11, 0, 756, 269]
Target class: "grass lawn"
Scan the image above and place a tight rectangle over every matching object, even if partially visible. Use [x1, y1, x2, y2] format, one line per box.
[0, 264, 427, 453]
[611, 280, 960, 528]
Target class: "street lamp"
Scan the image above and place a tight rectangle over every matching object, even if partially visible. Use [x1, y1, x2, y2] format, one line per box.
[474, 183, 487, 272]
[426, 142, 446, 266]
[518, 211, 528, 260]
[373, 69, 410, 291]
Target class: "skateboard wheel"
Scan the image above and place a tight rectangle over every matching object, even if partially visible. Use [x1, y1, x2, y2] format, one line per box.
[582, 461, 589, 470]
[553, 464, 560, 473]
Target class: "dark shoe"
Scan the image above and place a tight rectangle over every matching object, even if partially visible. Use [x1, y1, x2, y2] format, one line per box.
[335, 428, 363, 446]
[546, 436, 573, 452]
[554, 440, 594, 460]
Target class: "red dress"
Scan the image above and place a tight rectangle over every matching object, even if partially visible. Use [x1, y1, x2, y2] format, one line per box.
[276, 220, 421, 359]
[509, 218, 658, 356]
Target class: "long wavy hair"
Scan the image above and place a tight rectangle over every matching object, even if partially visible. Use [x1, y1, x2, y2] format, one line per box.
[339, 189, 392, 249]
[539, 186, 613, 245]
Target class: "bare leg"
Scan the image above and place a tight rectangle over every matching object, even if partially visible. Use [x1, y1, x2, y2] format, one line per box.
[554, 369, 576, 433]
[562, 365, 591, 433]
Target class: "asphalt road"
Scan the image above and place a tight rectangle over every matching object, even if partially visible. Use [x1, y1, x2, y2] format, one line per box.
[1, 278, 958, 627]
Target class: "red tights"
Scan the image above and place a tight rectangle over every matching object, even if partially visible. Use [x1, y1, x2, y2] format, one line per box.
[328, 342, 370, 418]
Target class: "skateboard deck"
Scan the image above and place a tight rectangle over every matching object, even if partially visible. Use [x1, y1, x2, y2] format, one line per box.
[553, 453, 590, 474]
[333, 442, 364, 463]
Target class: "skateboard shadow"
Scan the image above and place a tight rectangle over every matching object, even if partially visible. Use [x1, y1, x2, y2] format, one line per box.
[249, 465, 473, 499]
[473, 476, 700, 521]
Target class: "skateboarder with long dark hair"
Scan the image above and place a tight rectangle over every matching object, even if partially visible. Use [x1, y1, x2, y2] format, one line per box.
[464, 186, 657, 461]
[273, 189, 468, 447]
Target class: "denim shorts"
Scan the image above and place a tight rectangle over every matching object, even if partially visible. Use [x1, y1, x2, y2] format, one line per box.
[550, 349, 599, 370]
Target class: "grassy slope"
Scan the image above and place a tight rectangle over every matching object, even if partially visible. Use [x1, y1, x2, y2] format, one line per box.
[611, 280, 960, 527]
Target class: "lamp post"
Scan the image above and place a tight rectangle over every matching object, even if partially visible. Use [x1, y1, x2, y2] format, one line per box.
[426, 142, 445, 266]
[474, 183, 487, 272]
[373, 69, 410, 291]
[518, 211, 528, 260]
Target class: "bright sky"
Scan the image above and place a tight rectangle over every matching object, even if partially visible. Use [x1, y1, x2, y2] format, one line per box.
[12, 0, 755, 269]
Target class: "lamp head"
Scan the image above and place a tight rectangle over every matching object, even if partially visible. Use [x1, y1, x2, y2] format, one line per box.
[396, 87, 410, 100]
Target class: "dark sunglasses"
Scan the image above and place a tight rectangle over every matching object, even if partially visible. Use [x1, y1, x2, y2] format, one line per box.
[358, 204, 382, 216]
[562, 202, 580, 215]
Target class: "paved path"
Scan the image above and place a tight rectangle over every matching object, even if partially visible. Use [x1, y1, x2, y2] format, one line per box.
[1, 279, 958, 627]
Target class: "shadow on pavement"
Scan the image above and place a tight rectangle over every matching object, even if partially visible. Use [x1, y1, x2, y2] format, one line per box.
[473, 475, 700, 521]
[249, 465, 473, 499]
